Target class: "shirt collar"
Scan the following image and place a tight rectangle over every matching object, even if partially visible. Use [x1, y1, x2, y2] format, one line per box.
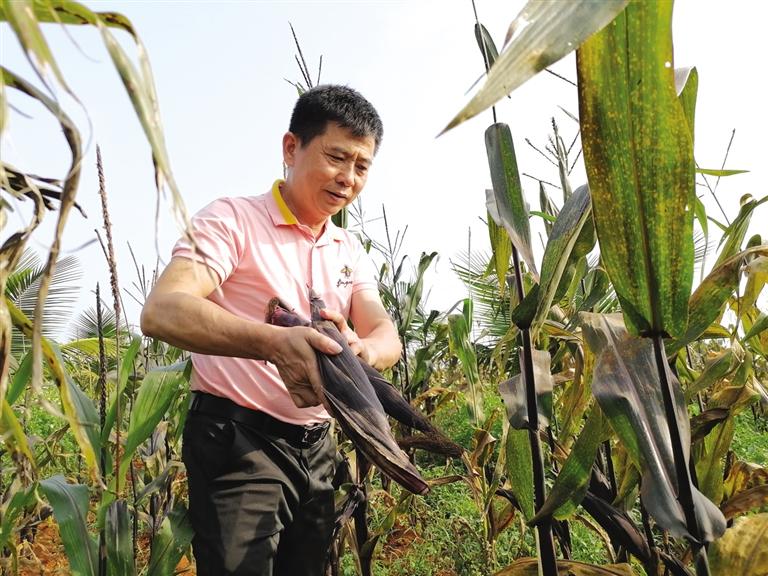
[266, 179, 344, 243]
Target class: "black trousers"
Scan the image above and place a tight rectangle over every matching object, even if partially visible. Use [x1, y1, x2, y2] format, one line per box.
[182, 409, 339, 575]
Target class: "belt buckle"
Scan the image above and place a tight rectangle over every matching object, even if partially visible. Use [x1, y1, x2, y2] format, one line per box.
[300, 422, 329, 447]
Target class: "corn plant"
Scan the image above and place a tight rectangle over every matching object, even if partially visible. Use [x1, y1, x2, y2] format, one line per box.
[445, 1, 768, 575]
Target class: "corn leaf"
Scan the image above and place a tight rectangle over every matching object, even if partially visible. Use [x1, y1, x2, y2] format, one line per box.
[1, 67, 82, 417]
[745, 312, 768, 341]
[743, 251, 768, 312]
[708, 513, 768, 576]
[672, 245, 768, 351]
[580, 492, 651, 563]
[101, 335, 141, 444]
[580, 312, 725, 542]
[0, 398, 34, 462]
[675, 67, 698, 145]
[7, 298, 100, 476]
[26, 0, 190, 230]
[498, 348, 552, 430]
[106, 499, 134, 576]
[146, 504, 194, 576]
[0, 479, 36, 550]
[505, 426, 534, 521]
[448, 299, 484, 423]
[720, 485, 768, 520]
[577, 1, 695, 338]
[401, 251, 437, 333]
[40, 475, 97, 576]
[696, 168, 748, 177]
[118, 367, 185, 485]
[485, 123, 538, 280]
[531, 183, 593, 334]
[474, 22, 498, 72]
[685, 348, 741, 400]
[0, 0, 74, 95]
[487, 210, 513, 293]
[444, 0, 629, 132]
[713, 195, 767, 269]
[7, 349, 32, 406]
[529, 405, 605, 523]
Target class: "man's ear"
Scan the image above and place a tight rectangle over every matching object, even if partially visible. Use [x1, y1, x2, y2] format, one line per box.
[282, 132, 299, 167]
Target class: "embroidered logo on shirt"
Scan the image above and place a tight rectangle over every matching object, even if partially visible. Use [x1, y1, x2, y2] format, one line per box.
[337, 265, 353, 288]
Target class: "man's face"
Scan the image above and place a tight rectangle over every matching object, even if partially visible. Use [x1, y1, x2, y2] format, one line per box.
[283, 122, 376, 225]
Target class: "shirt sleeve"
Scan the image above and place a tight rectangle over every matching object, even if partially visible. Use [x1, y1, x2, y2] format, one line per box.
[352, 241, 379, 294]
[172, 198, 244, 285]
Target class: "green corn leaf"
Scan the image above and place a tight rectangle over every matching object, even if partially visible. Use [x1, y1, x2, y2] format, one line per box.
[693, 195, 709, 243]
[7, 298, 100, 476]
[509, 284, 539, 330]
[7, 349, 32, 406]
[474, 22, 498, 72]
[448, 300, 483, 423]
[744, 312, 768, 341]
[675, 67, 698, 145]
[26, 0, 190, 231]
[485, 123, 538, 280]
[713, 195, 767, 269]
[505, 426, 534, 521]
[696, 168, 748, 177]
[101, 335, 142, 444]
[672, 245, 768, 352]
[40, 475, 98, 576]
[0, 0, 74, 95]
[577, 1, 695, 338]
[580, 312, 726, 542]
[487, 209, 513, 293]
[529, 405, 605, 523]
[401, 251, 437, 332]
[530, 210, 557, 224]
[695, 416, 734, 505]
[708, 513, 768, 576]
[106, 499, 134, 576]
[444, 0, 629, 132]
[146, 504, 194, 576]
[119, 367, 185, 484]
[0, 398, 34, 463]
[743, 248, 768, 312]
[685, 348, 741, 400]
[531, 183, 593, 335]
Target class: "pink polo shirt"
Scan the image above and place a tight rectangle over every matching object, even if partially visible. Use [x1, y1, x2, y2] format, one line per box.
[172, 180, 378, 425]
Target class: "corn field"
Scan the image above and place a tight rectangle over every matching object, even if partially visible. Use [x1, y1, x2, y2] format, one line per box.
[1, 1, 767, 575]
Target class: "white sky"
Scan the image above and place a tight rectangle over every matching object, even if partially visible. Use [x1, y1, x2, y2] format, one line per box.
[2, 0, 765, 333]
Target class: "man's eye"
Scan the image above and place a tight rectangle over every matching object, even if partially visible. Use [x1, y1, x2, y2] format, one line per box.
[356, 165, 368, 174]
[329, 154, 344, 162]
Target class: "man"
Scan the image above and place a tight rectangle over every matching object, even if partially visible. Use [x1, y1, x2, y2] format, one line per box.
[140, 85, 401, 576]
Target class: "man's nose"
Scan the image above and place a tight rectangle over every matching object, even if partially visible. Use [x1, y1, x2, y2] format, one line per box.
[336, 163, 355, 187]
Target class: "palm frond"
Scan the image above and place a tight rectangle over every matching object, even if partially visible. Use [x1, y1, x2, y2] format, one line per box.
[7, 250, 81, 353]
[451, 249, 512, 342]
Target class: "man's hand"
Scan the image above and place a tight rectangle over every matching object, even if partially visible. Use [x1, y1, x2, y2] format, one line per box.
[270, 326, 342, 408]
[320, 308, 377, 366]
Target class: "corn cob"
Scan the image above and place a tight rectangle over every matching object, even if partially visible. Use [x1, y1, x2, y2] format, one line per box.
[266, 293, 430, 495]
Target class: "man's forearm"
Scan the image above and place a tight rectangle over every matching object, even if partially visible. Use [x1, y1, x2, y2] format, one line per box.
[140, 291, 279, 361]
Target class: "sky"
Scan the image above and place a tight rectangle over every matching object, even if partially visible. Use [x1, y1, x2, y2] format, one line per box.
[2, 0, 765, 335]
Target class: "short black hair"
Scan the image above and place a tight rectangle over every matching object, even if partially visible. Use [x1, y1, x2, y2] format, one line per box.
[289, 84, 383, 153]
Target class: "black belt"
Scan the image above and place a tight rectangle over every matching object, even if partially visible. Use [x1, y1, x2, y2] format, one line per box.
[188, 391, 330, 448]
